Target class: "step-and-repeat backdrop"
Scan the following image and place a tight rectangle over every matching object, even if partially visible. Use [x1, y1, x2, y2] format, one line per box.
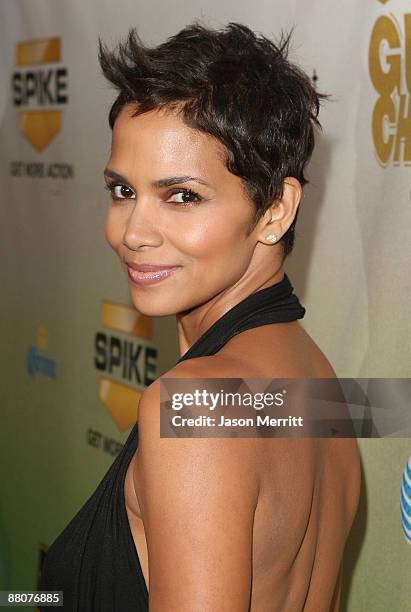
[0, 1, 410, 610]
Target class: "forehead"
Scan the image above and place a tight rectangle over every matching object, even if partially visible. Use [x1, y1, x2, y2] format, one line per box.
[109, 103, 227, 176]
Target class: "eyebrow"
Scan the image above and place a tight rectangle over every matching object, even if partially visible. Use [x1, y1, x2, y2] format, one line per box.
[103, 169, 211, 188]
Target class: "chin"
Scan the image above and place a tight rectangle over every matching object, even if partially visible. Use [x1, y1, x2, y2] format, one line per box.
[128, 290, 181, 317]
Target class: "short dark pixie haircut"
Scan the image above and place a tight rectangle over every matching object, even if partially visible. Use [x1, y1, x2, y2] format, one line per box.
[98, 22, 327, 259]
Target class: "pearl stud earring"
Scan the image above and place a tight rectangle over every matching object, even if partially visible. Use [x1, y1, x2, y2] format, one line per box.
[266, 233, 277, 243]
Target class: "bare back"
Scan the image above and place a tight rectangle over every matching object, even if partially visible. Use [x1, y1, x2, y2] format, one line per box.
[125, 321, 361, 611]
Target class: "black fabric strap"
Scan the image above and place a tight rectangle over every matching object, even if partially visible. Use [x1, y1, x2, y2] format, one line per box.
[177, 273, 305, 363]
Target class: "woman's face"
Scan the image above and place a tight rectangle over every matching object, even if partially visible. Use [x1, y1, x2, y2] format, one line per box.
[104, 103, 263, 316]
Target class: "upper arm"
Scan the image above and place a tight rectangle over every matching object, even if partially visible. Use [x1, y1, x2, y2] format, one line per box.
[134, 375, 260, 611]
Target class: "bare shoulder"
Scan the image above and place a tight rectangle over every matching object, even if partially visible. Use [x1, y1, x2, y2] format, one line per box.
[138, 352, 242, 412]
[134, 359, 261, 609]
[213, 320, 339, 379]
[136, 353, 261, 452]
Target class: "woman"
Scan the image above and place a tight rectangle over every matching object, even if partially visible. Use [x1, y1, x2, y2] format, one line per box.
[40, 22, 361, 611]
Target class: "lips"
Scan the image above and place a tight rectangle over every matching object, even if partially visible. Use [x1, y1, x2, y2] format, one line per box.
[125, 261, 181, 286]
[126, 261, 180, 272]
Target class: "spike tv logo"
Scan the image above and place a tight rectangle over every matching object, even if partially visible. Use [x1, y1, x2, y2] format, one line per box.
[94, 301, 158, 432]
[369, 4, 411, 166]
[11, 37, 74, 178]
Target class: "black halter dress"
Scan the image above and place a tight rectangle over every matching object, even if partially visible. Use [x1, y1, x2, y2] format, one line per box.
[39, 273, 305, 611]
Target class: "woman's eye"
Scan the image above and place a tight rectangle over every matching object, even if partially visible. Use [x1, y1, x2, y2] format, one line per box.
[104, 184, 201, 206]
[168, 189, 202, 206]
[105, 184, 135, 200]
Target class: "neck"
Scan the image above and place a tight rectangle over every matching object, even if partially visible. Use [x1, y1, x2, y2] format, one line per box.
[176, 266, 285, 357]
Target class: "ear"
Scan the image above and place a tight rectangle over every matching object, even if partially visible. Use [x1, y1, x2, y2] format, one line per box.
[257, 177, 302, 245]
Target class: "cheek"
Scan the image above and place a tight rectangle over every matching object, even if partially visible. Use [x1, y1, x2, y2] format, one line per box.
[104, 207, 124, 251]
[174, 212, 251, 264]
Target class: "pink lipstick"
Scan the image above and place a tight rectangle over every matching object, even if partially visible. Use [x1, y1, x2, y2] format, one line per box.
[125, 261, 181, 286]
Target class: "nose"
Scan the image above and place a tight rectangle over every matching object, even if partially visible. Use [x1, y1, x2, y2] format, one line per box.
[122, 196, 163, 251]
